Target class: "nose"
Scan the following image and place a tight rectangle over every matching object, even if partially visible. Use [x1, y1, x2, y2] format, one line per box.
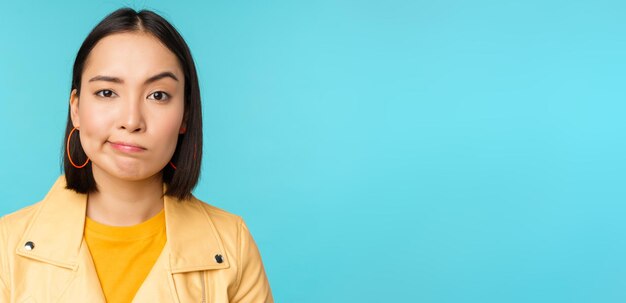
[118, 95, 146, 133]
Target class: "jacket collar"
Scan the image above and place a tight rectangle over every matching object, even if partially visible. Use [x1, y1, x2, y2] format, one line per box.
[17, 176, 230, 273]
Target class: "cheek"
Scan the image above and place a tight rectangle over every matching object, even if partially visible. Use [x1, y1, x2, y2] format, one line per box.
[147, 104, 185, 160]
[157, 113, 184, 150]
[77, 103, 113, 147]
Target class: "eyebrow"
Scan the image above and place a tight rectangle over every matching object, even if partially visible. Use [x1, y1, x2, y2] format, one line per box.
[88, 71, 179, 84]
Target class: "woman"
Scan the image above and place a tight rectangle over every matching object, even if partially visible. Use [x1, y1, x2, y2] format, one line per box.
[0, 8, 273, 303]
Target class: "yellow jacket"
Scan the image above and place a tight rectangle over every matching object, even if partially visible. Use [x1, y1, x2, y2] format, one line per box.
[0, 177, 273, 302]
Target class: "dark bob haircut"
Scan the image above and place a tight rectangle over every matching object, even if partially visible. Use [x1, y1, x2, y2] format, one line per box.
[63, 8, 202, 200]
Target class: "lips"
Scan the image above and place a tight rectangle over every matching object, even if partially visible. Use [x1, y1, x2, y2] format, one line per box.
[108, 141, 147, 153]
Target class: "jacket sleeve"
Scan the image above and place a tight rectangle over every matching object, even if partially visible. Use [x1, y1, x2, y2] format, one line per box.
[0, 217, 10, 300]
[230, 219, 273, 303]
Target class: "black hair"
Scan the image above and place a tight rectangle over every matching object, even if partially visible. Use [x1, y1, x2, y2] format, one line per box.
[63, 8, 202, 200]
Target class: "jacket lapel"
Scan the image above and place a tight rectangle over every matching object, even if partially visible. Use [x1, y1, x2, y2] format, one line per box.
[15, 176, 107, 302]
[16, 177, 86, 269]
[131, 247, 178, 303]
[163, 194, 230, 273]
[59, 241, 107, 302]
[132, 195, 231, 302]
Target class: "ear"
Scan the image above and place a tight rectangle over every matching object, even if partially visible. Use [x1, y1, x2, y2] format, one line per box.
[70, 89, 80, 128]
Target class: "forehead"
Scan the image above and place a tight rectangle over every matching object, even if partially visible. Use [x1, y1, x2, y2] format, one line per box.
[82, 32, 183, 81]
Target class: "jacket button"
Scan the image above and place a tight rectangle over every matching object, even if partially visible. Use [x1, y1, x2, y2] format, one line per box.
[24, 241, 35, 251]
[215, 254, 223, 263]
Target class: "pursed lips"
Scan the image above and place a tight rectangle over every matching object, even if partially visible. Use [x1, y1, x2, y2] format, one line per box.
[108, 141, 147, 152]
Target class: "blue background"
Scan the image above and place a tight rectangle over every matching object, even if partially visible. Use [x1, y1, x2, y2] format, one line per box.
[1, 0, 625, 302]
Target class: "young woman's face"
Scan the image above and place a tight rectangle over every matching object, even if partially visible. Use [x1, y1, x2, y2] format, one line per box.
[70, 32, 185, 182]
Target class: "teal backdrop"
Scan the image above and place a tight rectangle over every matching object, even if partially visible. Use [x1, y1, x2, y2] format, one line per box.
[1, 0, 625, 302]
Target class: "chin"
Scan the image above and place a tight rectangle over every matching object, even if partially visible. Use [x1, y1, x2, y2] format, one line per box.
[94, 161, 163, 183]
[113, 169, 163, 182]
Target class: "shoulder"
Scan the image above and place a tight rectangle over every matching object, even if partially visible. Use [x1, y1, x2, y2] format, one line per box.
[188, 198, 273, 301]
[1, 201, 43, 241]
[182, 196, 258, 254]
[0, 201, 44, 283]
[188, 196, 245, 231]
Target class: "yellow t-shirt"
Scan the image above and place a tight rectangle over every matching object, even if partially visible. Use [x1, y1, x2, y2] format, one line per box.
[84, 209, 166, 303]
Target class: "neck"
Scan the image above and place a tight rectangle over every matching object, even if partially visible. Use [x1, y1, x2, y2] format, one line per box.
[87, 167, 164, 226]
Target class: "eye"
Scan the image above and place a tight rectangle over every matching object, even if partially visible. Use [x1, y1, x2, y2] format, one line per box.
[148, 91, 170, 101]
[95, 89, 117, 98]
